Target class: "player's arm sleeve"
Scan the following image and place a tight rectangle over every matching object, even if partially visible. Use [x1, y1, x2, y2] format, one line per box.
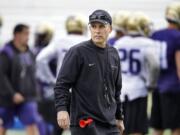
[114, 50, 124, 120]
[54, 47, 82, 112]
[144, 47, 160, 89]
[175, 37, 180, 80]
[175, 51, 180, 80]
[36, 43, 57, 84]
[0, 53, 16, 98]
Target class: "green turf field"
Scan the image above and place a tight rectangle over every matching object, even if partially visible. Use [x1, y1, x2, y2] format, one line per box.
[7, 93, 171, 135]
[7, 129, 171, 135]
[7, 129, 71, 135]
[7, 130, 24, 135]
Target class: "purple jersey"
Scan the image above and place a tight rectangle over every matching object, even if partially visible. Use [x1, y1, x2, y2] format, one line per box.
[151, 28, 180, 93]
[108, 37, 118, 46]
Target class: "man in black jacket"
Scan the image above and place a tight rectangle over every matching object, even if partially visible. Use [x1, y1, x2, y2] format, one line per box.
[54, 9, 124, 135]
[0, 24, 39, 135]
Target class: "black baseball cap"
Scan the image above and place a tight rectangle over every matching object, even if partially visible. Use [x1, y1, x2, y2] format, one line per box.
[89, 9, 112, 25]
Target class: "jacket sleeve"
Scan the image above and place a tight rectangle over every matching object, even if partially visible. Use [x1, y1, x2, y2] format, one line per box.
[0, 52, 16, 98]
[114, 50, 124, 120]
[54, 47, 82, 112]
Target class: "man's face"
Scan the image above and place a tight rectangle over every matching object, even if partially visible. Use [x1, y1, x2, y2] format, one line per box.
[89, 22, 112, 45]
[16, 28, 30, 46]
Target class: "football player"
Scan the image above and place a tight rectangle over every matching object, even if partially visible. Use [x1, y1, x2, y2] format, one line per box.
[114, 12, 160, 135]
[32, 22, 58, 135]
[150, 2, 180, 135]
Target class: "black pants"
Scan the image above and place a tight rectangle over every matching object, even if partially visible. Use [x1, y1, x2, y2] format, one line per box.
[150, 91, 180, 129]
[123, 96, 148, 134]
[71, 123, 120, 135]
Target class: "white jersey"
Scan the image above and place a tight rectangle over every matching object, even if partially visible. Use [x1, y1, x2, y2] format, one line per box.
[36, 34, 87, 84]
[114, 36, 160, 102]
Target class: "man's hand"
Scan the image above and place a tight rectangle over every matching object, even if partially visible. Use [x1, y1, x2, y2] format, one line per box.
[116, 120, 125, 134]
[13, 93, 24, 104]
[57, 111, 70, 129]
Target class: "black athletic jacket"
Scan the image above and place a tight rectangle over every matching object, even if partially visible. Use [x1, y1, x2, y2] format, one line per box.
[0, 41, 37, 106]
[54, 40, 123, 126]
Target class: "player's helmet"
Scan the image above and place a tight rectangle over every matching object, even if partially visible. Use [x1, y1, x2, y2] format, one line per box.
[65, 14, 87, 34]
[126, 13, 140, 35]
[35, 22, 54, 41]
[127, 12, 152, 36]
[135, 12, 153, 36]
[165, 2, 180, 25]
[112, 10, 130, 33]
